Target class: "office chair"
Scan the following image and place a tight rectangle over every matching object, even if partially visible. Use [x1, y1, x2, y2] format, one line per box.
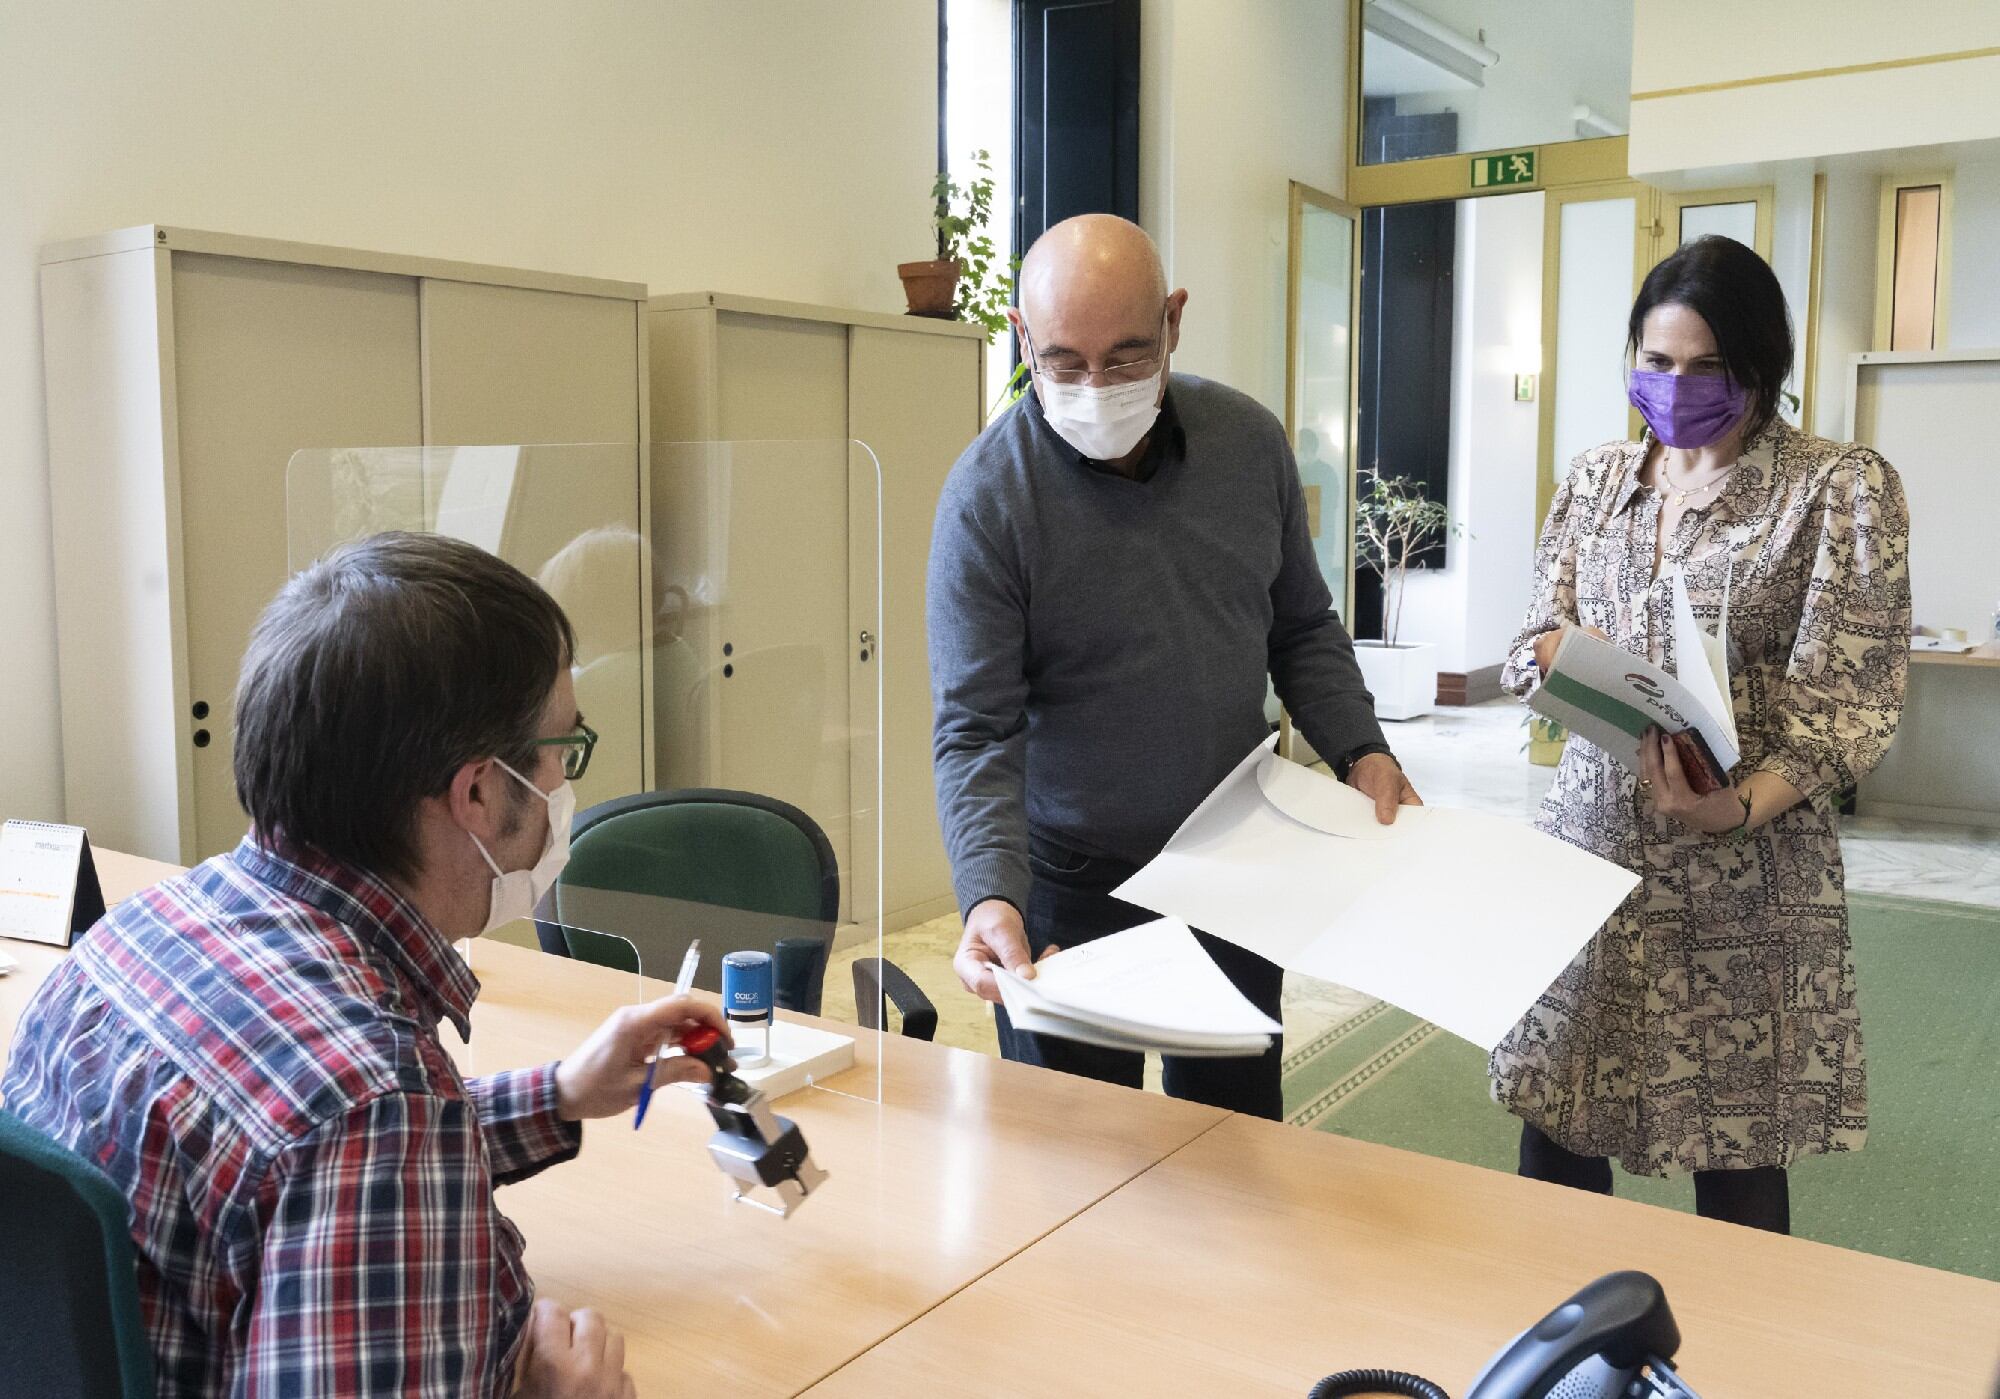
[852, 957, 939, 1042]
[0, 1110, 154, 1398]
[537, 788, 932, 1032]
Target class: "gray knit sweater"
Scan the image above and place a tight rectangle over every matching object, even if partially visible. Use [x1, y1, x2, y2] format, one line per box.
[927, 374, 1386, 915]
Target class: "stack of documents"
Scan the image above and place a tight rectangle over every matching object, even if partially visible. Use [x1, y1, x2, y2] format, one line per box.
[996, 919, 1283, 1057]
[1115, 739, 1640, 1051]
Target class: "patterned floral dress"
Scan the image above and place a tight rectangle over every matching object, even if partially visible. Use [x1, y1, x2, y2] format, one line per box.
[1491, 421, 1910, 1176]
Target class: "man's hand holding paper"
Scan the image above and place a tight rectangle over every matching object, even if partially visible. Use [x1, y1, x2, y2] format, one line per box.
[1113, 738, 1640, 1051]
[993, 920, 1282, 1057]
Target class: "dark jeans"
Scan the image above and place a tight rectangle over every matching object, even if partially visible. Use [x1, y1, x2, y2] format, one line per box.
[1518, 1122, 1792, 1234]
[993, 832, 1286, 1121]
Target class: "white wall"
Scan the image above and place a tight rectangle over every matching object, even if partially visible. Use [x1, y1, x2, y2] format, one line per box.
[1630, 0, 2000, 174]
[1812, 166, 1882, 440]
[1140, 0, 1347, 421]
[0, 1, 937, 825]
[1807, 152, 2000, 442]
[1398, 191, 1541, 672]
[1948, 156, 2000, 349]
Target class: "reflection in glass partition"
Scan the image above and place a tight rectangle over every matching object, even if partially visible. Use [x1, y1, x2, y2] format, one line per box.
[288, 444, 651, 815]
[1359, 0, 1631, 166]
[650, 441, 882, 941]
[288, 440, 888, 1110]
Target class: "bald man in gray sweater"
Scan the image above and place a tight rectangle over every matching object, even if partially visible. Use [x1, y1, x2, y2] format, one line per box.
[927, 215, 1422, 1119]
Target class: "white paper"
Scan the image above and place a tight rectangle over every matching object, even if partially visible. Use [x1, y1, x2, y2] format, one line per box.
[0, 820, 85, 947]
[1669, 568, 1736, 751]
[1114, 744, 1640, 1051]
[996, 919, 1280, 1056]
[1257, 751, 1427, 840]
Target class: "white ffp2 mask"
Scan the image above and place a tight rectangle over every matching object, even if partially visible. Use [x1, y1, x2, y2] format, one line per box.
[1037, 369, 1164, 462]
[468, 761, 575, 934]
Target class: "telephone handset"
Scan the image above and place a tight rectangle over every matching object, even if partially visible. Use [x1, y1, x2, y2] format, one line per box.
[1310, 1271, 1701, 1399]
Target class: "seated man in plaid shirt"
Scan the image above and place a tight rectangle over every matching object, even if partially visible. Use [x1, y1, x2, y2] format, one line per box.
[3, 533, 725, 1397]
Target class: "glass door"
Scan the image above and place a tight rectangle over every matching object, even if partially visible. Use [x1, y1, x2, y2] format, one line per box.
[1287, 182, 1362, 623]
[1536, 182, 1775, 524]
[1281, 182, 1362, 762]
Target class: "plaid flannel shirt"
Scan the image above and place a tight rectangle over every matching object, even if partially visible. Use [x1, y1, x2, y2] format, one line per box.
[1, 837, 581, 1396]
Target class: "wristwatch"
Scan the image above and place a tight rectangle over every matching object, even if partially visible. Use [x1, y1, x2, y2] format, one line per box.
[1333, 743, 1398, 782]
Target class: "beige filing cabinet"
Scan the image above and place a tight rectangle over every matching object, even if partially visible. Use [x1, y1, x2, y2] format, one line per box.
[40, 226, 651, 866]
[647, 294, 985, 932]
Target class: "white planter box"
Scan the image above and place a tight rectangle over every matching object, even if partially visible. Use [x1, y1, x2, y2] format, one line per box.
[1354, 641, 1438, 721]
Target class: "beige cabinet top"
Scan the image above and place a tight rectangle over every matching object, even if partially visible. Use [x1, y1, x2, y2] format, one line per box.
[41, 225, 647, 303]
[648, 290, 988, 340]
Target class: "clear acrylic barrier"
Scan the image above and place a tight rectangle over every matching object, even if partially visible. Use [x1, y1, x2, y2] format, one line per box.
[286, 441, 884, 1107]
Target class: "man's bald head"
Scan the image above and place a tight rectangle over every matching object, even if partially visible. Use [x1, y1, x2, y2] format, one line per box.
[1018, 214, 1168, 325]
[1009, 215, 1187, 396]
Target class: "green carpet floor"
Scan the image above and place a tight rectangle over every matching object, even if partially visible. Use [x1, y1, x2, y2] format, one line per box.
[1281, 893, 2000, 1281]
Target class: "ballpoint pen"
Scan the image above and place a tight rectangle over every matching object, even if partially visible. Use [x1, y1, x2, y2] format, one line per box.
[633, 939, 701, 1129]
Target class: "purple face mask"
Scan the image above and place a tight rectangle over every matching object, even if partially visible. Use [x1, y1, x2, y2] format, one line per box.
[1627, 369, 1749, 449]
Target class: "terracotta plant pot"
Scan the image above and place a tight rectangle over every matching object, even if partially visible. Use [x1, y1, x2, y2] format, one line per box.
[897, 258, 961, 318]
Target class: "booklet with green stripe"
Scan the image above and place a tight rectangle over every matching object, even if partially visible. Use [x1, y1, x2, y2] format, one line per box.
[1528, 569, 1738, 790]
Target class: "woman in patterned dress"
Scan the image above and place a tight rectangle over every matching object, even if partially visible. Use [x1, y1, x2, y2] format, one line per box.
[1492, 235, 1911, 1233]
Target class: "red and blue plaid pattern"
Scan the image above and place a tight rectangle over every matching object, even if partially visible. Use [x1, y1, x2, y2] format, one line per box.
[2, 837, 580, 1396]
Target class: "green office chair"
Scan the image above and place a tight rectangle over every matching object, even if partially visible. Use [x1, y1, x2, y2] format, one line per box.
[0, 1110, 154, 1398]
[536, 789, 932, 1033]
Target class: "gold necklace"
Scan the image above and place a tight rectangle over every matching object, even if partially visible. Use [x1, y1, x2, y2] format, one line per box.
[1658, 459, 1728, 507]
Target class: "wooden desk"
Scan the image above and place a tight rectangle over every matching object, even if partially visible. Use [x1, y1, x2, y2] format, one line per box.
[462, 942, 1226, 1395]
[1864, 642, 2000, 825]
[4, 852, 1226, 1396]
[1, 847, 179, 1050]
[12, 851, 2000, 1395]
[1910, 641, 2000, 670]
[804, 1114, 2000, 1398]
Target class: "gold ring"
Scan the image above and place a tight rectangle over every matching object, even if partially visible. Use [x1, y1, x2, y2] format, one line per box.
[1638, 779, 1654, 793]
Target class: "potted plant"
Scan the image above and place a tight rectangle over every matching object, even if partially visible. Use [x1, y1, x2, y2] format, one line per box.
[902, 150, 1016, 323]
[1352, 469, 1450, 721]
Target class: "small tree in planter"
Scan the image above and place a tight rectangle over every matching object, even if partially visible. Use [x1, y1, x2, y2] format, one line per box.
[900, 150, 1019, 325]
[1352, 469, 1452, 720]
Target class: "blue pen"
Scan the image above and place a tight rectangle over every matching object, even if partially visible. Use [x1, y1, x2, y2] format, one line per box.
[634, 939, 701, 1129]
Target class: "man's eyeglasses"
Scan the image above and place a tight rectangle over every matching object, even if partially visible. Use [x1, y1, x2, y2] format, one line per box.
[1033, 348, 1165, 387]
[1026, 310, 1170, 387]
[532, 721, 598, 781]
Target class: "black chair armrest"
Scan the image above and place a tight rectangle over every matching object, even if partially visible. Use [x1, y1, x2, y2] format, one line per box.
[851, 957, 937, 1042]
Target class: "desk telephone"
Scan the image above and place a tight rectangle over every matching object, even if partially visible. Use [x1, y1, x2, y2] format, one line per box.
[1310, 1271, 1699, 1399]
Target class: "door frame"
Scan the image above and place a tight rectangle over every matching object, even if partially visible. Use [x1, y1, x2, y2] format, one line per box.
[1535, 181, 1777, 525]
[1535, 179, 1655, 528]
[1285, 180, 1364, 628]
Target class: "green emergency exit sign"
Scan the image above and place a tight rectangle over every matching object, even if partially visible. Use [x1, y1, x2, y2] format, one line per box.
[1470, 150, 1537, 189]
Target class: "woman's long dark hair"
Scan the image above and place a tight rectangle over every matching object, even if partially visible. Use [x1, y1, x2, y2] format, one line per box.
[1628, 234, 1795, 444]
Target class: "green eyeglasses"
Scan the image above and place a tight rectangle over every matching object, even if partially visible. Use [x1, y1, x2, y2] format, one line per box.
[532, 721, 598, 781]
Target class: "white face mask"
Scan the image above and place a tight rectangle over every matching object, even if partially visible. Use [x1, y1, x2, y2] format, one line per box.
[1037, 368, 1165, 462]
[467, 760, 575, 935]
